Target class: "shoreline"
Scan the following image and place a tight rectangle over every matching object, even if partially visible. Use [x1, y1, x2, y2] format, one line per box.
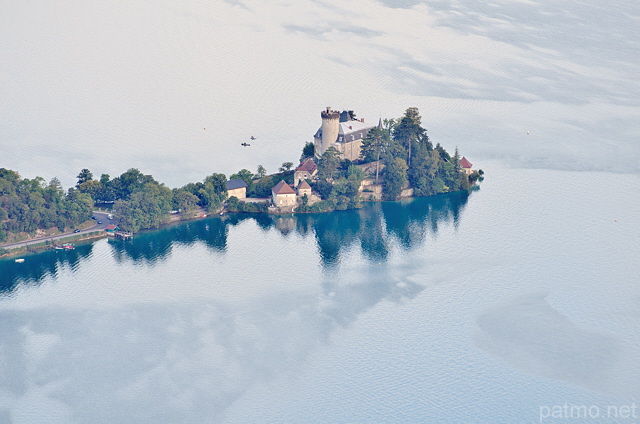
[0, 189, 474, 259]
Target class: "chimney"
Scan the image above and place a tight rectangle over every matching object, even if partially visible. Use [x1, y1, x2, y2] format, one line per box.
[361, 118, 365, 123]
[349, 125, 352, 130]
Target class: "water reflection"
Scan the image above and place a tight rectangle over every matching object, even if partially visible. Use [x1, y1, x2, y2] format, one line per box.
[1, 191, 469, 288]
[108, 191, 468, 267]
[0, 244, 94, 293]
[0, 192, 470, 422]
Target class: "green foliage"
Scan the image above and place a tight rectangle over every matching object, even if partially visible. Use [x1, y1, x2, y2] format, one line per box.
[172, 188, 199, 214]
[279, 162, 294, 173]
[110, 168, 157, 200]
[76, 168, 93, 188]
[359, 126, 389, 177]
[226, 197, 268, 213]
[308, 199, 335, 213]
[249, 176, 274, 198]
[382, 158, 408, 200]
[312, 180, 333, 199]
[230, 169, 254, 188]
[255, 165, 267, 179]
[317, 146, 341, 180]
[0, 168, 93, 240]
[114, 182, 173, 232]
[77, 179, 103, 202]
[300, 142, 315, 162]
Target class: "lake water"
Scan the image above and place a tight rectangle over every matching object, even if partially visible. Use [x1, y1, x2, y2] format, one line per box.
[1, 163, 639, 423]
[2, 0, 639, 422]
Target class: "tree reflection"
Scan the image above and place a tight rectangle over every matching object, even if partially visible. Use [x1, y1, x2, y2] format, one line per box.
[1, 191, 470, 287]
[0, 243, 94, 293]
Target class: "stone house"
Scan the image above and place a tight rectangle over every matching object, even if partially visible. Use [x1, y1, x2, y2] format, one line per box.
[271, 180, 296, 207]
[294, 158, 317, 186]
[297, 180, 312, 199]
[225, 179, 247, 200]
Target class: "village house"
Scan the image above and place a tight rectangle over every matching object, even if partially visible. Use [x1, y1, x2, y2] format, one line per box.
[225, 178, 247, 200]
[271, 180, 296, 207]
[297, 180, 312, 199]
[294, 158, 317, 186]
[313, 107, 377, 161]
[460, 157, 473, 175]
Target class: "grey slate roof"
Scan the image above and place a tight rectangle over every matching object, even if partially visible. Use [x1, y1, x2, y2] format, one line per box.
[225, 179, 247, 190]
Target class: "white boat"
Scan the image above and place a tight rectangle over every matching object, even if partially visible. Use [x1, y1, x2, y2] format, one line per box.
[15, 258, 25, 263]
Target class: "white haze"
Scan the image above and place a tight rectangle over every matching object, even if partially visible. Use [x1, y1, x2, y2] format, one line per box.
[1, 0, 638, 188]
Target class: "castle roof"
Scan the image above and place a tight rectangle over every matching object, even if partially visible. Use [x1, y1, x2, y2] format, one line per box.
[296, 158, 317, 173]
[338, 119, 372, 135]
[272, 180, 295, 195]
[460, 157, 473, 169]
[225, 179, 247, 190]
[297, 180, 311, 190]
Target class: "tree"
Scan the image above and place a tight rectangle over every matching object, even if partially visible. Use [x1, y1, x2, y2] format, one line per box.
[230, 169, 254, 188]
[77, 179, 103, 202]
[300, 142, 315, 162]
[317, 146, 341, 180]
[200, 173, 227, 212]
[172, 189, 199, 215]
[111, 168, 156, 200]
[114, 182, 173, 232]
[279, 162, 294, 173]
[255, 165, 267, 179]
[393, 107, 430, 168]
[76, 169, 93, 188]
[382, 157, 408, 200]
[359, 126, 389, 184]
[250, 175, 273, 198]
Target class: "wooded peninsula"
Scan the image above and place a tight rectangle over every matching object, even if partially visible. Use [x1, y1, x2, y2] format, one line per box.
[0, 107, 482, 246]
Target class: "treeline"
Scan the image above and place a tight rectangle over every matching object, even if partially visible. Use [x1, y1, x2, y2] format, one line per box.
[311, 107, 483, 203]
[0, 160, 298, 240]
[0, 169, 93, 242]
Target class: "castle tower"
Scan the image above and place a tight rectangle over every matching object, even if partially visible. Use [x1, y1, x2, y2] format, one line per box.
[315, 107, 340, 157]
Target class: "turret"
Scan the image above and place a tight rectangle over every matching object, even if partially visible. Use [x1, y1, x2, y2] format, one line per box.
[316, 107, 340, 157]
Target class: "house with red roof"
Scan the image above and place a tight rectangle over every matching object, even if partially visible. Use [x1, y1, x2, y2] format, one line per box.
[272, 180, 297, 207]
[104, 224, 118, 235]
[294, 158, 318, 186]
[460, 157, 473, 175]
[297, 180, 312, 198]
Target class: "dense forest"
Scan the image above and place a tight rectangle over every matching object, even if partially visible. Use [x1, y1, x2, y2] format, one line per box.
[0, 169, 93, 243]
[0, 107, 481, 241]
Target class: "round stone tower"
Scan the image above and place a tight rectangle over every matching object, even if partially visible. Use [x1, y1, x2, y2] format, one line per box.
[317, 107, 340, 156]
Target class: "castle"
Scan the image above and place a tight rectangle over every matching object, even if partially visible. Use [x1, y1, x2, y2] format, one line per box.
[313, 107, 378, 161]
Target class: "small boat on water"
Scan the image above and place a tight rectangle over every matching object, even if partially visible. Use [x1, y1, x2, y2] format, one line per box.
[15, 258, 25, 263]
[62, 243, 75, 250]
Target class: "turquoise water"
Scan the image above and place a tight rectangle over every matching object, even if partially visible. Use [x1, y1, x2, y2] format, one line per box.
[1, 163, 639, 423]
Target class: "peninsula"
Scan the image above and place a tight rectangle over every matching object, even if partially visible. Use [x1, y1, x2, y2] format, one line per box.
[0, 107, 482, 251]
